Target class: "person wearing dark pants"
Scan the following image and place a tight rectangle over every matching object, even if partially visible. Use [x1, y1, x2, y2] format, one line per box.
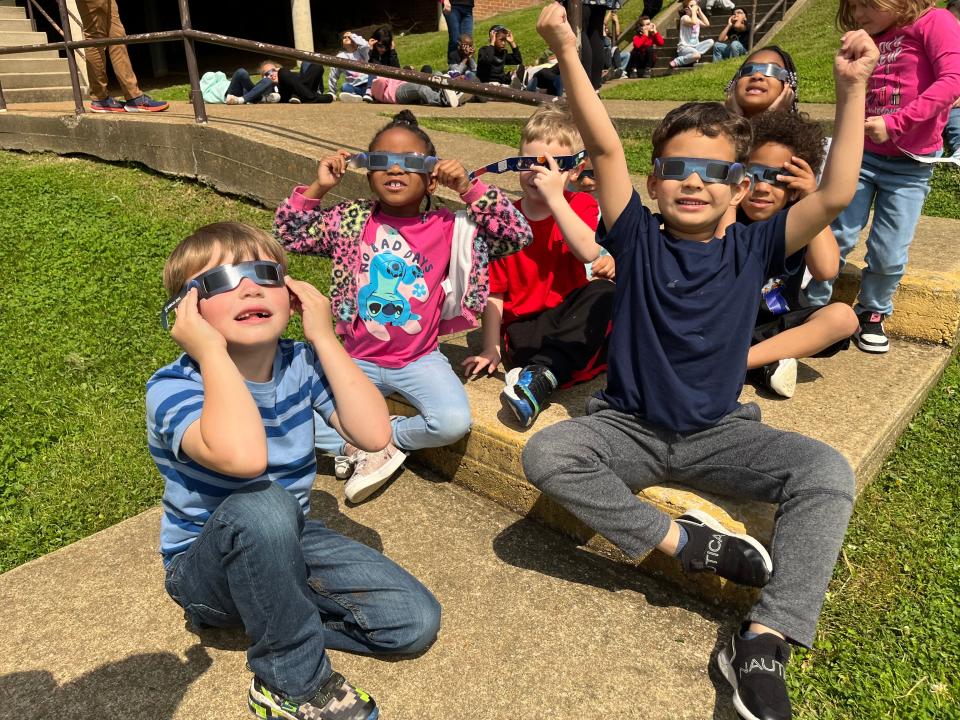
[442, 0, 475, 60]
[277, 61, 333, 103]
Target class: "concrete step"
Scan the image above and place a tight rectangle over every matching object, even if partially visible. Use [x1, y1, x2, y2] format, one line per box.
[394, 336, 950, 607]
[0, 55, 68, 72]
[0, 5, 24, 17]
[0, 29, 49, 44]
[0, 17, 30, 30]
[2, 85, 74, 102]
[0, 469, 735, 720]
[0, 47, 60, 59]
[0, 70, 70, 88]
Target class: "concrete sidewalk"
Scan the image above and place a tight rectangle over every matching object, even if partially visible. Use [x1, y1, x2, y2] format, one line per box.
[1, 468, 738, 720]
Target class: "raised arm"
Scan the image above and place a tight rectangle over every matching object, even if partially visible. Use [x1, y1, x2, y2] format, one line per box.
[531, 155, 602, 262]
[537, 3, 633, 228]
[273, 151, 351, 256]
[785, 31, 878, 256]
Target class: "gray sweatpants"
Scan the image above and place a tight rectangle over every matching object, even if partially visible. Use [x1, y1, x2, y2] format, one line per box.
[521, 398, 854, 648]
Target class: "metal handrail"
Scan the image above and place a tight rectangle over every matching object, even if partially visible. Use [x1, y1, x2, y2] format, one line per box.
[24, 0, 86, 64]
[0, 0, 556, 120]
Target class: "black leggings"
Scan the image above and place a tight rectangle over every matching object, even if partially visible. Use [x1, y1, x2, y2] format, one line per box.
[277, 62, 325, 102]
[581, 5, 608, 90]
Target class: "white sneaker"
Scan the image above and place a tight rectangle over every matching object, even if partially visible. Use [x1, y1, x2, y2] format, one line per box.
[344, 443, 407, 503]
[340, 92, 363, 103]
[502, 366, 521, 402]
[362, 92, 375, 103]
[264, 92, 281, 103]
[441, 88, 461, 108]
[225, 94, 244, 105]
[289, 96, 302, 104]
[333, 454, 356, 480]
[764, 358, 797, 398]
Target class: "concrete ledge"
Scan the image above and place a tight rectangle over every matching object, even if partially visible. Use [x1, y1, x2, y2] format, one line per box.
[390, 334, 951, 608]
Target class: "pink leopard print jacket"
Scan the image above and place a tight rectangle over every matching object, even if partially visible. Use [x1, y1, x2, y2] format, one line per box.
[273, 181, 532, 336]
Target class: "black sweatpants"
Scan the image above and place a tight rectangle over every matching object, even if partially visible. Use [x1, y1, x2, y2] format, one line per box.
[627, 47, 657, 73]
[503, 280, 615, 386]
[277, 62, 325, 103]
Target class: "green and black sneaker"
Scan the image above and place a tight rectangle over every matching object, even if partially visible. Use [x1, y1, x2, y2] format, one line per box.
[248, 671, 378, 720]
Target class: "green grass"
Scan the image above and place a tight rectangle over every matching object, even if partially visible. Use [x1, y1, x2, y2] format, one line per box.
[0, 151, 329, 572]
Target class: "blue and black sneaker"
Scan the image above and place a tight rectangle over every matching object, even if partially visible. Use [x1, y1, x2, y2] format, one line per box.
[123, 94, 169, 112]
[248, 671, 378, 720]
[89, 96, 126, 113]
[503, 364, 557, 428]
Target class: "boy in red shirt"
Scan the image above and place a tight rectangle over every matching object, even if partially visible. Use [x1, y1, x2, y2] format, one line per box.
[463, 103, 615, 427]
[627, 16, 664, 79]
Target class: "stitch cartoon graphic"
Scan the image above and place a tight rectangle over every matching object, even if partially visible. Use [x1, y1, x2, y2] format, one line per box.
[357, 225, 431, 340]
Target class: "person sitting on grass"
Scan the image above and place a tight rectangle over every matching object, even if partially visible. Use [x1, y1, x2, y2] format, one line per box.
[626, 16, 664, 78]
[148, 221, 440, 720]
[529, 4, 878, 719]
[463, 103, 615, 428]
[739, 111, 858, 398]
[713, 8, 751, 61]
[329, 30, 373, 102]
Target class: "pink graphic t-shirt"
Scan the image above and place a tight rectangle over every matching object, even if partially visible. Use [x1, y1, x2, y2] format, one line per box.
[343, 209, 454, 368]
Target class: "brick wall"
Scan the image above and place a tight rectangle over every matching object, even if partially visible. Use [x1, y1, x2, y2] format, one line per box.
[474, 0, 542, 19]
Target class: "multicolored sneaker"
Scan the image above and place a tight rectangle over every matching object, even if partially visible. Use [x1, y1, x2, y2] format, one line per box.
[343, 443, 407, 503]
[853, 310, 889, 353]
[675, 509, 772, 588]
[248, 672, 378, 720]
[717, 630, 793, 720]
[504, 365, 557, 428]
[89, 96, 125, 113]
[123, 94, 169, 112]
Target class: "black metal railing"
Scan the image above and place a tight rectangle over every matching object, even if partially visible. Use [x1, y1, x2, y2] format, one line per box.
[1, 0, 570, 119]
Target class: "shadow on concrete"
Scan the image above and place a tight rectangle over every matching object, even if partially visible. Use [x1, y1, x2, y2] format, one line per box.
[308, 483, 384, 553]
[0, 645, 212, 720]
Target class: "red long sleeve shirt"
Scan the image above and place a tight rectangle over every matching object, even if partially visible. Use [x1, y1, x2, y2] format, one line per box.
[632, 32, 664, 50]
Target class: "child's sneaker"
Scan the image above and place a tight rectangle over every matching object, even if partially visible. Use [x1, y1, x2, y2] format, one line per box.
[717, 630, 792, 720]
[504, 365, 557, 428]
[343, 443, 407, 503]
[89, 96, 126, 113]
[853, 310, 889, 353]
[289, 97, 302, 104]
[339, 92, 363, 103]
[264, 92, 281, 103]
[333, 454, 355, 480]
[760, 358, 797, 398]
[675, 509, 772, 587]
[362, 91, 375, 103]
[441, 88, 462, 108]
[123, 94, 169, 112]
[248, 671, 379, 720]
[225, 94, 245, 105]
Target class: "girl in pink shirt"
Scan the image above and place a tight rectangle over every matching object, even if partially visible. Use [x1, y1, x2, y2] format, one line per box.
[805, 0, 960, 353]
[275, 110, 531, 502]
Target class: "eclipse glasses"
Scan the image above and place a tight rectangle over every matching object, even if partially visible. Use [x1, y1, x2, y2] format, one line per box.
[469, 149, 588, 179]
[747, 163, 793, 188]
[653, 157, 747, 185]
[736, 62, 790, 82]
[350, 152, 439, 174]
[159, 260, 284, 331]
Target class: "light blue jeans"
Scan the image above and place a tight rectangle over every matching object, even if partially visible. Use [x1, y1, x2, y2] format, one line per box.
[944, 107, 960, 158]
[164, 481, 441, 700]
[315, 349, 472, 455]
[713, 40, 747, 62]
[805, 150, 935, 316]
[674, 40, 715, 66]
[340, 80, 369, 96]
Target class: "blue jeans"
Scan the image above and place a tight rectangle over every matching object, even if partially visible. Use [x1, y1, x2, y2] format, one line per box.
[713, 40, 747, 62]
[341, 80, 370, 96]
[225, 68, 274, 104]
[164, 481, 441, 701]
[944, 107, 960, 158]
[806, 150, 935, 315]
[315, 349, 472, 454]
[444, 5, 474, 59]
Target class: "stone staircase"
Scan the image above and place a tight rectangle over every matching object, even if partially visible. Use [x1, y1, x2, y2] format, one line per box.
[0, 0, 75, 104]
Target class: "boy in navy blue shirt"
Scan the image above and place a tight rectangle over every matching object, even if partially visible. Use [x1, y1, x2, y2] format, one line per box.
[526, 5, 879, 720]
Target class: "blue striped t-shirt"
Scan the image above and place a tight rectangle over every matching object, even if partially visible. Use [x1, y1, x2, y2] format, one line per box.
[146, 339, 335, 566]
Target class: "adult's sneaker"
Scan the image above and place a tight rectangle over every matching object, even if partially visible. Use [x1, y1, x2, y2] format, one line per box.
[248, 671, 378, 720]
[761, 358, 797, 398]
[675, 509, 772, 587]
[343, 443, 407, 503]
[123, 94, 169, 112]
[853, 310, 889, 353]
[89, 96, 126, 113]
[717, 630, 792, 720]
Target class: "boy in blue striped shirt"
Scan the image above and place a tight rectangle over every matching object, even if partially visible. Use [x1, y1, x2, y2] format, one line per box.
[147, 222, 440, 720]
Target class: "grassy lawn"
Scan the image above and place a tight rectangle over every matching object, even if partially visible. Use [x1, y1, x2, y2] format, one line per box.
[1, 149, 958, 715]
[418, 117, 960, 220]
[0, 151, 329, 572]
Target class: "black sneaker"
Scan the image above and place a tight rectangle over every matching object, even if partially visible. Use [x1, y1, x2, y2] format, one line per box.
[717, 630, 793, 720]
[506, 364, 557, 428]
[675, 510, 772, 587]
[854, 310, 889, 353]
[248, 672, 378, 720]
[641, 68, 653, 78]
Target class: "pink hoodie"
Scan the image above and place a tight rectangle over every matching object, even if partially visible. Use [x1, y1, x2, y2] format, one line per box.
[866, 8, 960, 156]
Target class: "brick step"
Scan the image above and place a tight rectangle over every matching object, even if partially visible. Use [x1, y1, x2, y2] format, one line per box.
[0, 70, 71, 88]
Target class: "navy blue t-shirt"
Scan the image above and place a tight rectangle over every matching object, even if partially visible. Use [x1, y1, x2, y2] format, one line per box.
[597, 191, 787, 432]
